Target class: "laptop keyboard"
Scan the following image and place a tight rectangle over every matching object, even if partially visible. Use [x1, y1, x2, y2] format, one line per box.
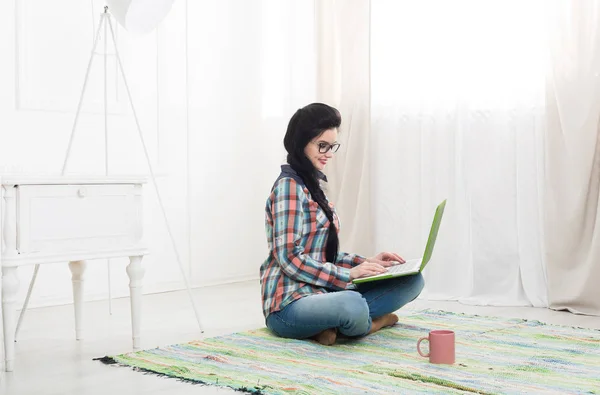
[386, 259, 421, 274]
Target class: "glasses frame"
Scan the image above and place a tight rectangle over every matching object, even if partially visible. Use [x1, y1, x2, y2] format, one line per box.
[314, 141, 341, 154]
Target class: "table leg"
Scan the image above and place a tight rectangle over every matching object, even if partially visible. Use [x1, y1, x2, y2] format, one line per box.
[69, 260, 87, 340]
[127, 255, 145, 349]
[2, 266, 19, 372]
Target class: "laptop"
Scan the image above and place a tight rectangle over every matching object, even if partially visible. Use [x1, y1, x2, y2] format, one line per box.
[352, 199, 446, 284]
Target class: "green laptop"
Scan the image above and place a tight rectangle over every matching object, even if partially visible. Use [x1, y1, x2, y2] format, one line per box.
[352, 199, 446, 284]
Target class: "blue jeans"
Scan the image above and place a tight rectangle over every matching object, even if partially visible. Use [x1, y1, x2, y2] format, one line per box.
[266, 273, 424, 339]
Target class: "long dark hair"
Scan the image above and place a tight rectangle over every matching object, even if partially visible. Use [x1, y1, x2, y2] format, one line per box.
[283, 103, 341, 263]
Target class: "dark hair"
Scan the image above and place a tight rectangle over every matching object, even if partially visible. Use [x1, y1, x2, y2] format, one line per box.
[283, 103, 341, 263]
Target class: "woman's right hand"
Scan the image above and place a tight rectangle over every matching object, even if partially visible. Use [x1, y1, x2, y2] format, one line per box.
[349, 261, 388, 280]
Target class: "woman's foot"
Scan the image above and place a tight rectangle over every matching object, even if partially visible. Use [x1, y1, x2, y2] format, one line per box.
[369, 313, 399, 335]
[312, 328, 337, 345]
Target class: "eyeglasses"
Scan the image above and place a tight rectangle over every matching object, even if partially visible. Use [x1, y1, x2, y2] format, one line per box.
[313, 141, 341, 153]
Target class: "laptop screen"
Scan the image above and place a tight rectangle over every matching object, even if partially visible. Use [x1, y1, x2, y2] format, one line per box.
[419, 199, 447, 271]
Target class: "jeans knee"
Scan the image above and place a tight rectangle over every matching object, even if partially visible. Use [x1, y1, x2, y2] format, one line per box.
[337, 292, 370, 334]
[342, 292, 369, 315]
[408, 273, 425, 299]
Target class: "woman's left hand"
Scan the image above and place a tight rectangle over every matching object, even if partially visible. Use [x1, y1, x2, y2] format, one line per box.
[368, 252, 406, 267]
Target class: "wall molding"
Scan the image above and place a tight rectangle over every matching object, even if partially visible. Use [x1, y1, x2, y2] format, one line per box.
[14, 0, 128, 115]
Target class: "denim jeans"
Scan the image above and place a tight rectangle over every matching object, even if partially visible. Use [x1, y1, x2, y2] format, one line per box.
[266, 273, 424, 339]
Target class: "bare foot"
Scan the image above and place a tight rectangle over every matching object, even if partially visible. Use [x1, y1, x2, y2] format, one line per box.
[312, 328, 337, 345]
[369, 313, 399, 335]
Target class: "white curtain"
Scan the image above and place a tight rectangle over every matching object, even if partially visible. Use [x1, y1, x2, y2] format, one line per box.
[370, 0, 548, 306]
[321, 0, 600, 312]
[316, 0, 374, 257]
[544, 0, 600, 316]
[185, 0, 317, 285]
[356, 0, 550, 306]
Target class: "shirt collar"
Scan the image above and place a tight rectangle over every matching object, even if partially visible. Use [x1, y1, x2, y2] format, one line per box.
[281, 164, 328, 183]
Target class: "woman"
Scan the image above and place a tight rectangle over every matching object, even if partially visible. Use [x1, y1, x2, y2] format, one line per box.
[260, 103, 424, 345]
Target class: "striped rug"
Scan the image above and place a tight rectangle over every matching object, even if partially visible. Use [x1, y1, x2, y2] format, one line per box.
[96, 310, 600, 394]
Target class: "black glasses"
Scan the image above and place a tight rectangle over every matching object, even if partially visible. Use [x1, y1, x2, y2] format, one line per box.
[314, 142, 341, 153]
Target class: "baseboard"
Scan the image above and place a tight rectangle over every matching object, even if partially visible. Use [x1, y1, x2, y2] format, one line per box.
[19, 275, 260, 310]
[192, 273, 259, 289]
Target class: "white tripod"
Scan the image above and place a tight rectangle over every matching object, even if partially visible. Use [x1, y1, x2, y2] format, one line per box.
[15, 6, 204, 339]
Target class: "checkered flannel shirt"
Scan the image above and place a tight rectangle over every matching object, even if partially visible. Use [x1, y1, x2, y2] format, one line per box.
[260, 165, 365, 318]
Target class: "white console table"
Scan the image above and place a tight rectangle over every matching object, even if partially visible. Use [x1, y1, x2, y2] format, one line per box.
[1, 175, 148, 372]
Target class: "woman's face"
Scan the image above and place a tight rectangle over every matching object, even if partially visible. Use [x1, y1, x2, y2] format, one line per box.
[304, 128, 339, 171]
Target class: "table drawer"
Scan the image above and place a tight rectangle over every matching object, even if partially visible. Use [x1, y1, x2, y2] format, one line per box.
[16, 184, 143, 254]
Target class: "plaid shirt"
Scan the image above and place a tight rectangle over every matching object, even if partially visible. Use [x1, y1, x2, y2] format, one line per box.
[260, 165, 365, 318]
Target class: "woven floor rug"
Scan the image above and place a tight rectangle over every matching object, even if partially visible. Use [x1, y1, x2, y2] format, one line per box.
[95, 310, 600, 394]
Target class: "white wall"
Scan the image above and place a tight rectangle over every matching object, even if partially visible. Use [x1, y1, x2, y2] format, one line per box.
[0, 0, 189, 309]
[0, 0, 316, 310]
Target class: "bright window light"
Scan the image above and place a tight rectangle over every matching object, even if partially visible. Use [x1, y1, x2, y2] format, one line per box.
[372, 0, 547, 110]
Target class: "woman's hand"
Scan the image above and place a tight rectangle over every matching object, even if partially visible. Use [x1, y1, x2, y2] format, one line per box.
[349, 261, 388, 280]
[368, 251, 406, 267]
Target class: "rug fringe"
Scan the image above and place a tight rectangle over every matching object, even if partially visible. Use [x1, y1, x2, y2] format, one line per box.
[133, 367, 268, 394]
[93, 356, 118, 365]
[92, 357, 267, 394]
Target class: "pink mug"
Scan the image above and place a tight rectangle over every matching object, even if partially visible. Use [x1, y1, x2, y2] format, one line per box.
[417, 330, 455, 364]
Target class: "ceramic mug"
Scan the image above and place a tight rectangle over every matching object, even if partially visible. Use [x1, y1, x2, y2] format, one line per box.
[417, 330, 455, 364]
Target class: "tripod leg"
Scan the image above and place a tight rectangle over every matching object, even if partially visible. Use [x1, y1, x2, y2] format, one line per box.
[14, 264, 39, 340]
[61, 14, 107, 175]
[106, 16, 204, 333]
[103, 12, 113, 316]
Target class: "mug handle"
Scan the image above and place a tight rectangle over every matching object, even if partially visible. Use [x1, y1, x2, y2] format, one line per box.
[417, 337, 430, 357]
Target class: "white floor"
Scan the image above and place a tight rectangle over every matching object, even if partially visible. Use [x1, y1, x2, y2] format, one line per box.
[1, 280, 599, 395]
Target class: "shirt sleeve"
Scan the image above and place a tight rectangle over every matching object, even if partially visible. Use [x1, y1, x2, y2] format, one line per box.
[271, 178, 350, 290]
[336, 252, 366, 269]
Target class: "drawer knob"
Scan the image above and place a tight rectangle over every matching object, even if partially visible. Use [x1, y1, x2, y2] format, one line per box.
[77, 188, 87, 197]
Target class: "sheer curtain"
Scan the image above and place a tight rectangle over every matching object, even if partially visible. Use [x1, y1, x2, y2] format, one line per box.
[185, 0, 317, 285]
[370, 0, 549, 306]
[316, 0, 374, 257]
[544, 0, 600, 316]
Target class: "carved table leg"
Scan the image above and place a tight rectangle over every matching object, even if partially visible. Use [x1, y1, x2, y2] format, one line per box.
[2, 266, 19, 372]
[127, 255, 145, 349]
[69, 260, 87, 340]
